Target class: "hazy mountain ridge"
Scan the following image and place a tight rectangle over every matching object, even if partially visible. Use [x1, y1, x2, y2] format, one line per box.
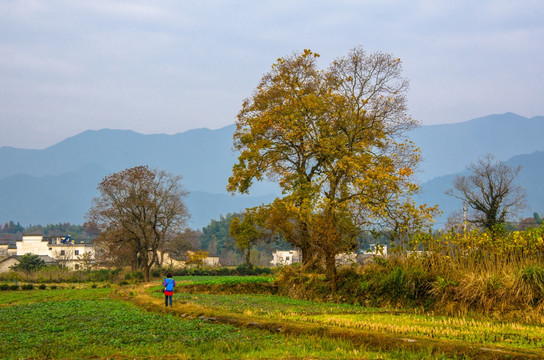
[0, 126, 240, 195]
[410, 112, 544, 182]
[416, 150, 544, 226]
[1, 113, 543, 229]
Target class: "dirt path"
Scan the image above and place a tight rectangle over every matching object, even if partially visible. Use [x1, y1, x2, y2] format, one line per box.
[114, 284, 542, 360]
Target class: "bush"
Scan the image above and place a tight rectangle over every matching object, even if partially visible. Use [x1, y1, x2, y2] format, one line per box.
[21, 284, 34, 290]
[9, 284, 19, 291]
[168, 266, 273, 277]
[89, 268, 121, 282]
[118, 280, 129, 286]
[124, 271, 144, 282]
[0, 284, 9, 291]
[38, 284, 47, 290]
[50, 285, 57, 290]
[10, 253, 45, 272]
[151, 269, 162, 278]
[518, 265, 544, 301]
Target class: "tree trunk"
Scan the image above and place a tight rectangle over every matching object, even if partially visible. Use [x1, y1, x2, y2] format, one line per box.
[245, 246, 251, 267]
[143, 263, 151, 282]
[325, 252, 337, 292]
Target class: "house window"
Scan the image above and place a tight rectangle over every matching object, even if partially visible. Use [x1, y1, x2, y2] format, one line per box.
[60, 250, 65, 256]
[49, 248, 52, 251]
[75, 250, 79, 255]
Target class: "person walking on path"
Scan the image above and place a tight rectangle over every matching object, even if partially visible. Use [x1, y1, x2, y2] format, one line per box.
[163, 272, 176, 307]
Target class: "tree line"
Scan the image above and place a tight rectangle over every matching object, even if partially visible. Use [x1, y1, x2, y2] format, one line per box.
[0, 222, 94, 239]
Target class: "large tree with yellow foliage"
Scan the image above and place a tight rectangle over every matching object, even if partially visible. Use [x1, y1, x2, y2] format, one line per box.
[228, 46, 435, 281]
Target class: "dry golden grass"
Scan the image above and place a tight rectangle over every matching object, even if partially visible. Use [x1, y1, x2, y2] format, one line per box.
[112, 283, 544, 360]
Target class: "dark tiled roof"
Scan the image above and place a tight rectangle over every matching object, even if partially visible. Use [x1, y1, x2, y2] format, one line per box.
[0, 239, 17, 249]
[0, 255, 57, 264]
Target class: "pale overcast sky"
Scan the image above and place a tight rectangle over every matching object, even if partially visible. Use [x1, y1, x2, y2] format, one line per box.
[1, 1, 543, 149]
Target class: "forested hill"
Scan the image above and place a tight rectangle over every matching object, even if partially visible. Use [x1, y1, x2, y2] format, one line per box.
[0, 112, 543, 229]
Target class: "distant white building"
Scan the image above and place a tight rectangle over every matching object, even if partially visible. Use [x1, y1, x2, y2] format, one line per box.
[162, 251, 221, 269]
[271, 250, 301, 266]
[0, 234, 96, 272]
[203, 256, 220, 267]
[0, 240, 17, 258]
[367, 243, 388, 256]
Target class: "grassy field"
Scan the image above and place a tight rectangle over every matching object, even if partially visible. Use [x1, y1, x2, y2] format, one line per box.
[1, 277, 542, 359]
[171, 291, 544, 351]
[0, 285, 449, 360]
[175, 275, 275, 286]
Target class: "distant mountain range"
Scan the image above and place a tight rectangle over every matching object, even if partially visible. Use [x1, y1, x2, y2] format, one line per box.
[1, 112, 543, 229]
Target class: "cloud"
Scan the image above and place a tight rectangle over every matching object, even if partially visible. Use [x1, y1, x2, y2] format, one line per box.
[0, 0, 543, 148]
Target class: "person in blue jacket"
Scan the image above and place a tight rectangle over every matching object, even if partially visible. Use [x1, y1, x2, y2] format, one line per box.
[163, 272, 176, 307]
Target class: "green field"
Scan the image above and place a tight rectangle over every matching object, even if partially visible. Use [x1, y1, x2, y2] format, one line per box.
[1, 277, 542, 359]
[174, 275, 275, 286]
[0, 286, 434, 359]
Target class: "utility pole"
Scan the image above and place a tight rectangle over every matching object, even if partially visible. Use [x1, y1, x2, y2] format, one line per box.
[463, 202, 467, 236]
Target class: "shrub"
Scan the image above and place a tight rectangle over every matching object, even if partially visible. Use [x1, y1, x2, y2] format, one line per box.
[10, 253, 45, 272]
[90, 268, 120, 282]
[38, 284, 47, 290]
[50, 285, 57, 290]
[21, 284, 34, 290]
[151, 269, 161, 278]
[118, 280, 129, 286]
[0, 284, 9, 291]
[510, 264, 544, 306]
[124, 271, 144, 282]
[518, 265, 544, 298]
[9, 284, 19, 290]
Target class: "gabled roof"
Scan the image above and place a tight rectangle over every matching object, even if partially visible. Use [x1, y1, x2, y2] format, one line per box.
[0, 239, 18, 248]
[0, 254, 57, 265]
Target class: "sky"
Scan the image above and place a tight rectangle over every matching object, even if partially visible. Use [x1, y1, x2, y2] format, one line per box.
[0, 1, 543, 149]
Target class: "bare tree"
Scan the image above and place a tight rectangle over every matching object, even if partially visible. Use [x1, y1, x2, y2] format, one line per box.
[87, 166, 189, 281]
[446, 154, 526, 233]
[161, 229, 201, 262]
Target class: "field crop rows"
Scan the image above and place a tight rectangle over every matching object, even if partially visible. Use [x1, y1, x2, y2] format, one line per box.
[145, 276, 544, 358]
[3, 276, 543, 359]
[170, 292, 377, 316]
[168, 291, 544, 352]
[175, 275, 275, 286]
[0, 287, 435, 360]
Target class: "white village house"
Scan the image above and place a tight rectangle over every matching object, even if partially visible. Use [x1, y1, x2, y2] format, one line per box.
[0, 234, 95, 272]
[271, 250, 357, 267]
[270, 250, 301, 266]
[0, 234, 221, 272]
[271, 245, 388, 267]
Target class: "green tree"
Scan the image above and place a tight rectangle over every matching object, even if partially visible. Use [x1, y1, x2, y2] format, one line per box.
[87, 166, 189, 282]
[2, 221, 24, 234]
[11, 253, 46, 272]
[228, 46, 435, 283]
[200, 213, 240, 256]
[229, 207, 271, 267]
[533, 212, 542, 225]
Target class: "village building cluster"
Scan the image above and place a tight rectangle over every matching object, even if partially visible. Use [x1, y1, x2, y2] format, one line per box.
[0, 234, 95, 272]
[0, 234, 387, 272]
